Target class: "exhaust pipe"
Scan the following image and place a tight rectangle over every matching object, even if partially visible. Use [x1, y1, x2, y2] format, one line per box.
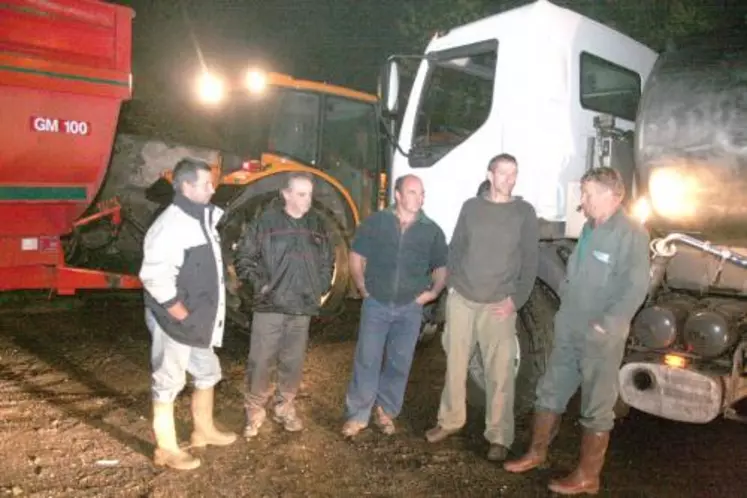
[648, 233, 747, 295]
[618, 362, 723, 423]
[651, 232, 747, 269]
[632, 368, 656, 392]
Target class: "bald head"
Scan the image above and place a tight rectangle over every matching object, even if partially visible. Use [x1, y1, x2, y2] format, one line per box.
[394, 174, 424, 217]
[394, 174, 421, 193]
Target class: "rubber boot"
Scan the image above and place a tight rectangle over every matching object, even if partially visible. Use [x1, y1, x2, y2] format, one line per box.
[503, 411, 561, 473]
[547, 429, 610, 495]
[190, 387, 238, 448]
[152, 401, 201, 470]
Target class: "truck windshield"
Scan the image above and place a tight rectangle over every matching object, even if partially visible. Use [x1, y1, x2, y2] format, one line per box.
[410, 42, 497, 166]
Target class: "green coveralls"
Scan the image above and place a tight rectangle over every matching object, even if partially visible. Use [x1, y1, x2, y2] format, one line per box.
[535, 208, 650, 432]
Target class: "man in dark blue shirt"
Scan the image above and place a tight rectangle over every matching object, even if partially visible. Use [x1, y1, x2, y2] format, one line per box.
[342, 174, 448, 437]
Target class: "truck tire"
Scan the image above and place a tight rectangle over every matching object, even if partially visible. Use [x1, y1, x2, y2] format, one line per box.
[417, 321, 441, 348]
[416, 290, 448, 350]
[613, 396, 631, 419]
[466, 281, 558, 417]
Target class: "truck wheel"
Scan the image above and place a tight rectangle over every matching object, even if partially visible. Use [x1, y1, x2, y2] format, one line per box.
[416, 291, 447, 350]
[613, 396, 631, 419]
[417, 321, 441, 348]
[466, 281, 558, 417]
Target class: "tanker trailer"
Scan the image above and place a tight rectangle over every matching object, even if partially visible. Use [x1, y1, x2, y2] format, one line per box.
[620, 28, 747, 423]
[0, 0, 138, 295]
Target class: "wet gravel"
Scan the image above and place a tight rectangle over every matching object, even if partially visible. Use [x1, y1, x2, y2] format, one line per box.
[0, 295, 745, 497]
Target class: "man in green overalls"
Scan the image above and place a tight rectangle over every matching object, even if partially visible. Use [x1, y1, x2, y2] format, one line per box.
[504, 167, 650, 495]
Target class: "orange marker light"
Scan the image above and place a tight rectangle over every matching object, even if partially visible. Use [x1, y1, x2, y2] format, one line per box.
[664, 354, 686, 369]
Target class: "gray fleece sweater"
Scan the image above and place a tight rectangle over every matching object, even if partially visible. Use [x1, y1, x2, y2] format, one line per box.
[447, 195, 539, 307]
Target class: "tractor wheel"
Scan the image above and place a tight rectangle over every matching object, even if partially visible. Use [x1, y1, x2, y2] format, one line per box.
[219, 195, 350, 329]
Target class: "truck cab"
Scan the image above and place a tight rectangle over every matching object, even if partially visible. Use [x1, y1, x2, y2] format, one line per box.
[382, 0, 747, 425]
[384, 0, 657, 244]
[379, 0, 658, 416]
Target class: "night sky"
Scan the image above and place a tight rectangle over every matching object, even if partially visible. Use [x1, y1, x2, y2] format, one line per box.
[113, 0, 406, 103]
[109, 0, 746, 143]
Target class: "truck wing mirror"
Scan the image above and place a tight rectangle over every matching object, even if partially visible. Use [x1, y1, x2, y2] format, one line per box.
[379, 58, 401, 116]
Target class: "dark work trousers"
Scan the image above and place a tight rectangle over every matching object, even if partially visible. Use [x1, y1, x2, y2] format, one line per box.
[244, 312, 311, 420]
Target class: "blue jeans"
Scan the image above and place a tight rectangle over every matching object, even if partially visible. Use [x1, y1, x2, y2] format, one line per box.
[345, 296, 424, 423]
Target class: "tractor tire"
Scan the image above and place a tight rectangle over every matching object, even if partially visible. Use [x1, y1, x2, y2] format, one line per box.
[466, 280, 558, 417]
[219, 194, 350, 329]
[314, 205, 350, 316]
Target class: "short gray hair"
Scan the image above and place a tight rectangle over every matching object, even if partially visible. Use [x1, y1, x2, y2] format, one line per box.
[487, 153, 517, 172]
[284, 171, 314, 191]
[172, 158, 211, 192]
[581, 167, 625, 198]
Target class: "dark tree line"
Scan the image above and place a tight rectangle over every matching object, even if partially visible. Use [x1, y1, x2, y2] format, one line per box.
[111, 0, 745, 146]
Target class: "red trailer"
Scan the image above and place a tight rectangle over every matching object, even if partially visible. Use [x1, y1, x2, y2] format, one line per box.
[0, 0, 139, 295]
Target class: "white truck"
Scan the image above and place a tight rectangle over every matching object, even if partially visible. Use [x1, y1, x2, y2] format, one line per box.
[380, 0, 747, 423]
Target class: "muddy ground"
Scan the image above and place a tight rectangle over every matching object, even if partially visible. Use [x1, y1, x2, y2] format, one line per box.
[0, 295, 745, 498]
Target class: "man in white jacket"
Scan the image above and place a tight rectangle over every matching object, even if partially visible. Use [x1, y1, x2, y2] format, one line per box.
[139, 158, 236, 470]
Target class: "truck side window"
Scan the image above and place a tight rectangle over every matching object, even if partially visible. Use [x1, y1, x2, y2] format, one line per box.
[580, 52, 641, 122]
[410, 41, 497, 168]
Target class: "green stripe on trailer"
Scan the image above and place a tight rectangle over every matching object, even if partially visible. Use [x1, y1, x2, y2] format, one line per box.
[0, 186, 88, 201]
[0, 65, 130, 88]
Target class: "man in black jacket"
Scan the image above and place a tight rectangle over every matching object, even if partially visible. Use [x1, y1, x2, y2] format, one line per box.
[234, 172, 334, 438]
[139, 158, 237, 471]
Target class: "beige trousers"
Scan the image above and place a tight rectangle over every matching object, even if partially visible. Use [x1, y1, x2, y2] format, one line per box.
[436, 289, 517, 447]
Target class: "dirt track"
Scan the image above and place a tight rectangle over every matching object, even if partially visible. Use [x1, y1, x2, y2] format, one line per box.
[1, 295, 746, 497]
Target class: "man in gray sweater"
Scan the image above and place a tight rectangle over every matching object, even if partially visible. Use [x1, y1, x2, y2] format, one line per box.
[426, 153, 539, 462]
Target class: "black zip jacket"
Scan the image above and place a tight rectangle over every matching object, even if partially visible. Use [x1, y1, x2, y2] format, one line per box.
[234, 199, 334, 316]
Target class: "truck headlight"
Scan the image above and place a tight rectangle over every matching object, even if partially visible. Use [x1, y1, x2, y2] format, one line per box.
[648, 168, 698, 219]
